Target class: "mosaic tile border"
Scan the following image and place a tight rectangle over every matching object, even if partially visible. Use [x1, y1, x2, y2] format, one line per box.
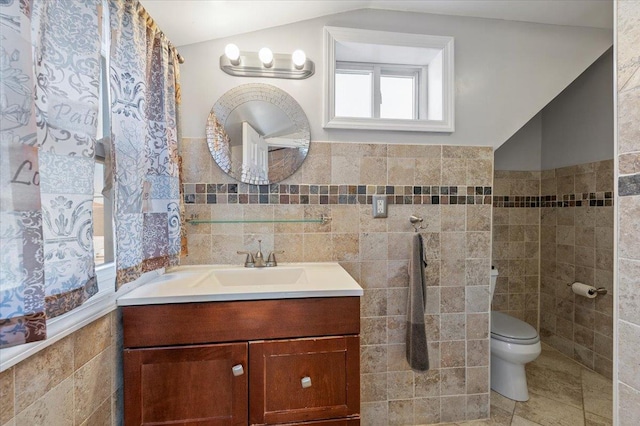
[183, 183, 493, 205]
[493, 191, 614, 208]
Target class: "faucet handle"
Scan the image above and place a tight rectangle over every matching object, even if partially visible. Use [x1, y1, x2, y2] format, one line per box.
[266, 250, 285, 267]
[237, 251, 255, 267]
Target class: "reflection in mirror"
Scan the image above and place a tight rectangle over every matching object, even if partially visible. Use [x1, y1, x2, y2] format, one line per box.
[324, 26, 454, 132]
[206, 84, 310, 185]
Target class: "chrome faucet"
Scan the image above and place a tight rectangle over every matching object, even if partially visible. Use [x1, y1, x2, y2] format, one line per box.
[237, 240, 283, 268]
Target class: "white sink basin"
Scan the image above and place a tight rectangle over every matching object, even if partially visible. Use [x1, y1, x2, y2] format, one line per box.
[212, 267, 308, 286]
[117, 263, 363, 306]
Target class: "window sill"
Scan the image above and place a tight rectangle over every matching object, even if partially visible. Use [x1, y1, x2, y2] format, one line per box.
[0, 264, 162, 372]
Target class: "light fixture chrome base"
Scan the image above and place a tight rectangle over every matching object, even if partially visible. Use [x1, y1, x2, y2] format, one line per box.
[220, 52, 314, 79]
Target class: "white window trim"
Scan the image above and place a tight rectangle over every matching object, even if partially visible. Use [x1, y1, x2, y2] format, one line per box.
[324, 26, 455, 132]
[0, 265, 163, 372]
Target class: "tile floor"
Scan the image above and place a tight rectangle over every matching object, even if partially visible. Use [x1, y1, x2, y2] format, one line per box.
[446, 343, 613, 426]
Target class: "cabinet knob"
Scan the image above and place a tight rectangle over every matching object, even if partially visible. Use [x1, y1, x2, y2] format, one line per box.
[232, 364, 244, 376]
[301, 376, 312, 388]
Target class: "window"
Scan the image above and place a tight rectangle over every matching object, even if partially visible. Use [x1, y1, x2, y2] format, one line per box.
[335, 62, 421, 120]
[93, 145, 114, 267]
[335, 68, 373, 118]
[324, 26, 454, 132]
[94, 43, 114, 267]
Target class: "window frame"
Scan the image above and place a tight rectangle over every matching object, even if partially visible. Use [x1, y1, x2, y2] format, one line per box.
[324, 26, 455, 132]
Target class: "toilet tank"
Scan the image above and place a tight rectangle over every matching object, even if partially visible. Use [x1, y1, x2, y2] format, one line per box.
[490, 268, 499, 298]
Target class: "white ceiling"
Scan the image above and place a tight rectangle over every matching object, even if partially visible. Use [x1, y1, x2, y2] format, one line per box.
[140, 0, 613, 47]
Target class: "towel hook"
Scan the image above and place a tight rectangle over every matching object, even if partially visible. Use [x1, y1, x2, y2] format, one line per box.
[409, 215, 425, 232]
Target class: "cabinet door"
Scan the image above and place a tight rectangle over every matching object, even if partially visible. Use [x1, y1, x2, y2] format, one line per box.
[124, 343, 248, 426]
[249, 336, 359, 425]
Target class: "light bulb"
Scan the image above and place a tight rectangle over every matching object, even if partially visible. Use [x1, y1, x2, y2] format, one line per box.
[292, 49, 306, 69]
[224, 43, 240, 65]
[259, 47, 273, 67]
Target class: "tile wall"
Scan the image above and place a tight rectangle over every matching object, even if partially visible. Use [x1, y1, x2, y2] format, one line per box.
[0, 312, 122, 426]
[538, 160, 615, 379]
[182, 139, 494, 425]
[491, 171, 541, 329]
[491, 161, 615, 378]
[616, 1, 640, 424]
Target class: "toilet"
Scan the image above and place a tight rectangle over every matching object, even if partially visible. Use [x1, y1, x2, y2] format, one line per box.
[490, 268, 541, 401]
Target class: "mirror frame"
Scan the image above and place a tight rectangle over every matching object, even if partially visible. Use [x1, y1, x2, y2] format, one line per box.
[323, 26, 455, 133]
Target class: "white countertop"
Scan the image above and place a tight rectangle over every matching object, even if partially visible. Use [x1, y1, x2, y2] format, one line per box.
[117, 263, 363, 306]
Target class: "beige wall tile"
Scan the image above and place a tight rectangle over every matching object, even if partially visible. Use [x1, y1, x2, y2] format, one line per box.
[330, 155, 360, 184]
[387, 371, 414, 400]
[361, 345, 388, 374]
[619, 382, 640, 426]
[414, 397, 440, 424]
[73, 314, 111, 369]
[467, 205, 492, 232]
[618, 321, 640, 391]
[440, 313, 465, 341]
[442, 158, 466, 184]
[332, 233, 359, 262]
[361, 317, 387, 346]
[181, 138, 212, 183]
[442, 206, 466, 231]
[361, 401, 388, 426]
[14, 336, 73, 414]
[388, 399, 414, 426]
[361, 373, 388, 403]
[387, 158, 415, 185]
[440, 395, 466, 422]
[619, 259, 640, 324]
[15, 377, 74, 426]
[0, 367, 14, 425]
[302, 233, 332, 261]
[330, 205, 359, 233]
[467, 159, 493, 186]
[619, 196, 640, 260]
[74, 349, 112, 424]
[466, 393, 490, 420]
[360, 157, 387, 185]
[415, 157, 442, 185]
[79, 396, 111, 426]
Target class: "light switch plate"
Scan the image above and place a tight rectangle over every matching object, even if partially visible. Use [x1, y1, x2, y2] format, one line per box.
[372, 195, 387, 218]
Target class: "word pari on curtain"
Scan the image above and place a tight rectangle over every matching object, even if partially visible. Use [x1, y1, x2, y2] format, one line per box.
[0, 0, 183, 349]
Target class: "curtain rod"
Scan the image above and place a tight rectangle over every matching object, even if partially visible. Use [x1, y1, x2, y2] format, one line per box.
[137, 2, 185, 64]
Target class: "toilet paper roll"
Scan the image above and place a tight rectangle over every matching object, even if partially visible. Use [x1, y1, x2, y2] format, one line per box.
[571, 282, 597, 299]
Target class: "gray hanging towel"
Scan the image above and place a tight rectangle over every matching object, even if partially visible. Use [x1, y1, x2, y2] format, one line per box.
[406, 233, 429, 370]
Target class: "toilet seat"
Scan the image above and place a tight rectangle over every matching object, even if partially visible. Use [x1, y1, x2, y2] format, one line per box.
[491, 311, 540, 345]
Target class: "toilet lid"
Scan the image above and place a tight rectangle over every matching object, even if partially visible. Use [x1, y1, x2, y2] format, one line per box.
[491, 311, 539, 343]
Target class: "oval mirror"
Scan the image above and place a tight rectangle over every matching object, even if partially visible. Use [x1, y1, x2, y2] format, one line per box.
[206, 83, 310, 185]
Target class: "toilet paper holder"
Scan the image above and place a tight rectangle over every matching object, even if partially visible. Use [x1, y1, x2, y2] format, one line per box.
[566, 282, 608, 296]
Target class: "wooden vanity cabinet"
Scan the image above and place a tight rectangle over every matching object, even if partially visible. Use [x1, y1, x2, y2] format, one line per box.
[122, 297, 360, 426]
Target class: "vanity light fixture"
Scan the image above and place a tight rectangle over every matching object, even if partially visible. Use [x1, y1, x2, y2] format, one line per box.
[220, 45, 314, 79]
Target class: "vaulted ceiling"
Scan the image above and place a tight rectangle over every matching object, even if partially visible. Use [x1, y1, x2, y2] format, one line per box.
[140, 0, 613, 47]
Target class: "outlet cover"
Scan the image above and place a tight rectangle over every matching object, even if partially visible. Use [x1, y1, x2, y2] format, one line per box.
[372, 195, 387, 218]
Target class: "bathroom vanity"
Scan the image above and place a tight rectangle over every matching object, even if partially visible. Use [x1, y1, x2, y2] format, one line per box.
[118, 264, 363, 425]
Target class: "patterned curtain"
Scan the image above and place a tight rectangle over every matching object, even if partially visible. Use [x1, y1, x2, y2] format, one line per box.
[109, 0, 181, 288]
[32, 0, 101, 317]
[0, 0, 100, 347]
[0, 0, 46, 347]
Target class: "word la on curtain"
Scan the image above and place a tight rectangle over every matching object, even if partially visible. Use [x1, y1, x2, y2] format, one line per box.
[0, 0, 101, 348]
